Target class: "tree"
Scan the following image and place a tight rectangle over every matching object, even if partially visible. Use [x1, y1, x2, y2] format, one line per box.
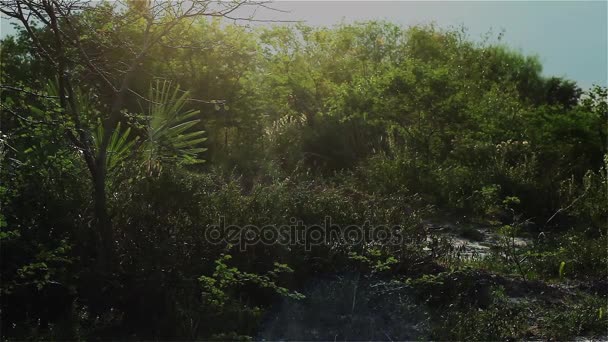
[0, 0, 264, 271]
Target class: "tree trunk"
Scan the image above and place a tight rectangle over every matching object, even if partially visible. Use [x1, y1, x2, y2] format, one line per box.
[93, 164, 114, 273]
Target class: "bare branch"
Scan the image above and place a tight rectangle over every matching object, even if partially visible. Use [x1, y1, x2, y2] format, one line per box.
[0, 84, 62, 99]
[546, 189, 588, 224]
[129, 87, 226, 106]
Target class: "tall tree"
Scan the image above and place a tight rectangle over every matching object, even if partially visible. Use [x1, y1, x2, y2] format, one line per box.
[0, 0, 264, 270]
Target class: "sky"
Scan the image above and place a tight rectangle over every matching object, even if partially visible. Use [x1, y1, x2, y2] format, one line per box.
[1, 1, 606, 89]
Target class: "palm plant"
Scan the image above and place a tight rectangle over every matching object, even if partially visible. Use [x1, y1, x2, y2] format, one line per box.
[89, 80, 207, 176]
[93, 120, 137, 173]
[43, 79, 207, 181]
[142, 80, 207, 175]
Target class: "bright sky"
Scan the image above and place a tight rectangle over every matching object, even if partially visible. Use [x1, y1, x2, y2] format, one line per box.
[2, 1, 606, 89]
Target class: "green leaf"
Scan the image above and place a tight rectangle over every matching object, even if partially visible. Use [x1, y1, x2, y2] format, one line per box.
[142, 81, 208, 171]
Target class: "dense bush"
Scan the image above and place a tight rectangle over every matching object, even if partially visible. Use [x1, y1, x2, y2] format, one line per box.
[1, 3, 606, 339]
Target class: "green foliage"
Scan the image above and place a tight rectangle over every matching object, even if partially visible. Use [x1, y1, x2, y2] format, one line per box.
[435, 295, 528, 341]
[532, 231, 608, 280]
[348, 249, 399, 274]
[2, 8, 606, 340]
[199, 254, 304, 309]
[93, 120, 137, 172]
[142, 80, 208, 172]
[538, 295, 608, 340]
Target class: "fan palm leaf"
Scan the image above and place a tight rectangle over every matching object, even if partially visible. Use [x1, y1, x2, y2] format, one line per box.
[143, 80, 207, 170]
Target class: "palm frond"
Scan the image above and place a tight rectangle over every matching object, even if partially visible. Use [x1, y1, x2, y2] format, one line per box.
[93, 120, 138, 172]
[142, 80, 207, 169]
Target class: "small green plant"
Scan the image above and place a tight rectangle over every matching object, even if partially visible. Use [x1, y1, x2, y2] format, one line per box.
[559, 261, 566, 279]
[348, 249, 399, 274]
[199, 254, 304, 309]
[472, 184, 502, 217]
[498, 224, 530, 281]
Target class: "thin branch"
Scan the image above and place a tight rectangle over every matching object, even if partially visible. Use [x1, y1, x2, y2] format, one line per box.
[223, 15, 301, 24]
[0, 3, 58, 67]
[0, 84, 61, 99]
[0, 102, 59, 125]
[128, 88, 161, 105]
[257, 2, 291, 14]
[130, 87, 226, 106]
[546, 189, 588, 224]
[52, 0, 119, 92]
